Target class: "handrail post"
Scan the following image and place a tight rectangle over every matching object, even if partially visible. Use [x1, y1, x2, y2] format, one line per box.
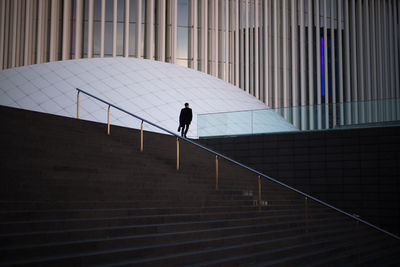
[305, 197, 309, 233]
[140, 120, 143, 152]
[258, 175, 261, 211]
[107, 105, 110, 135]
[176, 138, 179, 171]
[76, 90, 80, 119]
[215, 155, 219, 191]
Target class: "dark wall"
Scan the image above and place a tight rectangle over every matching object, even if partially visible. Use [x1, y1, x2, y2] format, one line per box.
[200, 126, 400, 236]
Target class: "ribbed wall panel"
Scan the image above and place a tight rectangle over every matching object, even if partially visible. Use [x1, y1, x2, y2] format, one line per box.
[0, 0, 6, 70]
[157, 0, 166, 61]
[124, 0, 129, 57]
[282, 0, 288, 108]
[87, 0, 94, 58]
[395, 0, 400, 99]
[145, 0, 154, 59]
[1, 0, 399, 114]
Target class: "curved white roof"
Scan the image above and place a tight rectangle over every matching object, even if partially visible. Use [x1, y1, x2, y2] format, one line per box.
[0, 58, 295, 137]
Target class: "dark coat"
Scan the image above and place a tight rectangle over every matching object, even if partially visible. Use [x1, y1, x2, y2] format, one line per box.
[179, 107, 193, 125]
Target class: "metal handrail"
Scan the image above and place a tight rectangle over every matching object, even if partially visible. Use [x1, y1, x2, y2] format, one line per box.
[75, 88, 400, 241]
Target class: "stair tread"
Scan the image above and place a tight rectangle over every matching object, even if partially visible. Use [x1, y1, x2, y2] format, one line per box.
[94, 228, 364, 266]
[0, 211, 341, 238]
[1, 227, 357, 266]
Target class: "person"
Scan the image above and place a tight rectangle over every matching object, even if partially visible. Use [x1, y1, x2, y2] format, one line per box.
[178, 103, 192, 138]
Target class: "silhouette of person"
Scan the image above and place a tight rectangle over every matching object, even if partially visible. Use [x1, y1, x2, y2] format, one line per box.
[178, 103, 192, 138]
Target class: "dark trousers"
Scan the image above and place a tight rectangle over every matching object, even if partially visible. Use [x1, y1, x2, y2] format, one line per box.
[180, 123, 190, 137]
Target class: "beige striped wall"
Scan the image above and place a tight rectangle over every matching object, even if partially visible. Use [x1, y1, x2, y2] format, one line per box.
[1, 0, 399, 114]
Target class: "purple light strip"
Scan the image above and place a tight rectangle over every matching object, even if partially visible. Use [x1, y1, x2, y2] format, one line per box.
[321, 37, 325, 97]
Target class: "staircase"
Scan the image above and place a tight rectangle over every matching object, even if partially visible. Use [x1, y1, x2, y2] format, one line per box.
[0, 105, 399, 266]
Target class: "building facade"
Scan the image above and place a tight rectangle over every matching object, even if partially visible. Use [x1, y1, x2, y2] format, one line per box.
[0, 0, 399, 129]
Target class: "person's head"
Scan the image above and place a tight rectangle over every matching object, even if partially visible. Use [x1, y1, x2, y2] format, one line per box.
[184, 103, 189, 108]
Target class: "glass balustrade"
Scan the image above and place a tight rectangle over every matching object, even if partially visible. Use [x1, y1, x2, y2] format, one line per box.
[198, 98, 400, 137]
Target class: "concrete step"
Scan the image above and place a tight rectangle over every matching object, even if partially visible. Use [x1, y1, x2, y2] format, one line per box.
[306, 235, 400, 266]
[84, 227, 366, 266]
[0, 212, 346, 249]
[0, 222, 358, 266]
[0, 203, 326, 221]
[0, 208, 339, 234]
[206, 231, 383, 267]
[0, 218, 351, 263]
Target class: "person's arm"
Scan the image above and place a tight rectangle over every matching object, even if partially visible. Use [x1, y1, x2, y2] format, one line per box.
[189, 109, 193, 123]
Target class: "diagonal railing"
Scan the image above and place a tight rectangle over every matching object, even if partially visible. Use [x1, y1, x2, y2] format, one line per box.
[76, 88, 400, 241]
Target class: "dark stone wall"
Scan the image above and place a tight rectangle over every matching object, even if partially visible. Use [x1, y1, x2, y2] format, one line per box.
[200, 126, 400, 236]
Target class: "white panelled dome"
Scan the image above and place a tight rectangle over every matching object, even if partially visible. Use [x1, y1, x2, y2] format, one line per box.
[0, 57, 294, 137]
